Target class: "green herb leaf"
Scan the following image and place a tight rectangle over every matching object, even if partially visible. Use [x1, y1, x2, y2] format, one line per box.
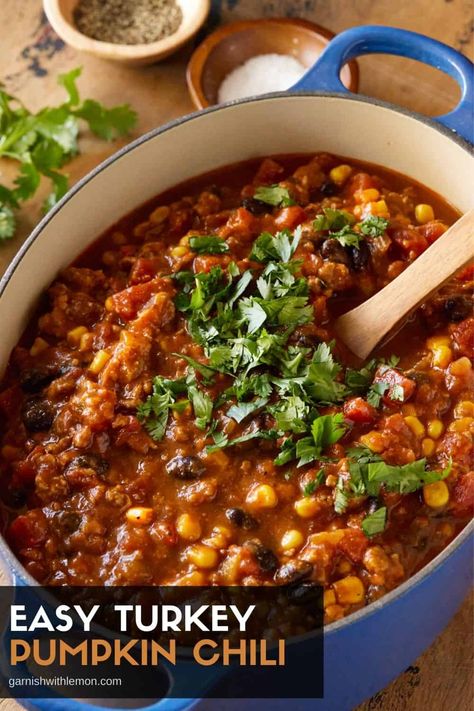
[73, 99, 137, 140]
[189, 235, 230, 254]
[254, 184, 295, 207]
[0, 204, 16, 241]
[188, 384, 213, 430]
[362, 506, 387, 537]
[313, 208, 355, 232]
[227, 397, 269, 423]
[360, 216, 389, 237]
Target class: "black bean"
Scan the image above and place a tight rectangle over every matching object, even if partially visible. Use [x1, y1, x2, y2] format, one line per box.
[20, 367, 58, 394]
[166, 455, 206, 480]
[244, 540, 279, 573]
[319, 180, 339, 197]
[320, 239, 351, 266]
[294, 333, 322, 348]
[54, 511, 82, 534]
[349, 241, 370, 271]
[22, 399, 54, 432]
[226, 507, 259, 530]
[274, 560, 313, 585]
[67, 454, 109, 477]
[443, 296, 471, 323]
[242, 197, 269, 216]
[286, 581, 321, 605]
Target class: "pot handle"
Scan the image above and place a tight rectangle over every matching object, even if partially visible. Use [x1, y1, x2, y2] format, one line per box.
[291, 25, 474, 145]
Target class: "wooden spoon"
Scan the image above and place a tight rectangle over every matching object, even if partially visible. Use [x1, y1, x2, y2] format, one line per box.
[335, 209, 474, 360]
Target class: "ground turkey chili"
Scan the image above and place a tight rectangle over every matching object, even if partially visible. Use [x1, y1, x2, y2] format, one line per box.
[0, 153, 472, 622]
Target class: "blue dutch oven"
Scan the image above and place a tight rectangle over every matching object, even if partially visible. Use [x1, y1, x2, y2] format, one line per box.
[0, 24, 473, 711]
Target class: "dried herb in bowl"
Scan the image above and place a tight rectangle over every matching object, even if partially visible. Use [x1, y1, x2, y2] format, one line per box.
[73, 0, 183, 45]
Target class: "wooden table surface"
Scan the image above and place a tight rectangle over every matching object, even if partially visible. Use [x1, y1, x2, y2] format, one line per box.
[0, 1, 473, 709]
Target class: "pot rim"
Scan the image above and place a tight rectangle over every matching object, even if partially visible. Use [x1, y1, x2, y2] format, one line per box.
[0, 90, 472, 635]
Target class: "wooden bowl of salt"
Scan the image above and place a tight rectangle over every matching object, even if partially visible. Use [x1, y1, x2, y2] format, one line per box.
[187, 18, 359, 109]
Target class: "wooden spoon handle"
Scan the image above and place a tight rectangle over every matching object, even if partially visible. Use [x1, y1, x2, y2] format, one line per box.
[335, 209, 474, 360]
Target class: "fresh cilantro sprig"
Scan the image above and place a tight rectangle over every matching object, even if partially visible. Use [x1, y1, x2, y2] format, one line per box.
[189, 235, 230, 254]
[253, 185, 295, 207]
[313, 208, 388, 250]
[0, 67, 136, 240]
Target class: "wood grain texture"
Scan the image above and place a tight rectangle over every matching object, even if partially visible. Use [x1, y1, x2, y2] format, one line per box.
[336, 210, 474, 358]
[0, 1, 473, 710]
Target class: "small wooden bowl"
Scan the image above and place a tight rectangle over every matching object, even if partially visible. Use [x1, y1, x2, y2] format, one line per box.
[187, 18, 359, 109]
[43, 0, 210, 66]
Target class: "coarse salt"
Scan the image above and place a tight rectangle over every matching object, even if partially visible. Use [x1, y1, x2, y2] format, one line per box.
[217, 53, 307, 103]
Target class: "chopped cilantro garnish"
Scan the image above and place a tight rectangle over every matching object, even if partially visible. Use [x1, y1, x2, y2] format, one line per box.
[313, 208, 355, 232]
[189, 235, 230, 254]
[362, 507, 387, 537]
[250, 228, 302, 263]
[360, 216, 389, 237]
[303, 469, 325, 497]
[253, 185, 295, 207]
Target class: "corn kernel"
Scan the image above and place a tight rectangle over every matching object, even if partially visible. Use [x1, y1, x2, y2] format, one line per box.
[105, 297, 115, 312]
[454, 401, 474, 418]
[187, 544, 219, 569]
[427, 419, 444, 440]
[176, 513, 201, 542]
[175, 571, 206, 586]
[246, 483, 278, 510]
[80, 333, 93, 352]
[179, 235, 190, 246]
[67, 326, 88, 347]
[126, 507, 154, 525]
[203, 525, 232, 549]
[171, 246, 188, 258]
[1, 445, 20, 461]
[402, 404, 417, 416]
[449, 357, 472, 377]
[448, 417, 474, 433]
[89, 350, 111, 374]
[366, 199, 389, 218]
[294, 497, 320, 519]
[422, 438, 436, 457]
[415, 203, 435, 224]
[149, 206, 170, 224]
[323, 590, 336, 608]
[357, 188, 380, 203]
[281, 529, 304, 551]
[427, 335, 451, 350]
[431, 346, 452, 369]
[423, 481, 449, 509]
[29, 337, 49, 357]
[404, 416, 426, 438]
[329, 164, 352, 185]
[333, 575, 365, 605]
[338, 559, 352, 575]
[360, 431, 384, 453]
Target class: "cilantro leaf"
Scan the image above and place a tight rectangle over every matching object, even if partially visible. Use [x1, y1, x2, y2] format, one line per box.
[0, 204, 15, 241]
[303, 469, 325, 496]
[366, 381, 389, 408]
[311, 412, 346, 451]
[0, 67, 136, 242]
[360, 216, 389, 237]
[313, 208, 355, 231]
[306, 342, 347, 403]
[188, 384, 213, 430]
[189, 235, 230, 254]
[329, 225, 363, 248]
[362, 507, 387, 537]
[227, 397, 269, 423]
[137, 376, 187, 441]
[250, 228, 302, 263]
[254, 184, 295, 207]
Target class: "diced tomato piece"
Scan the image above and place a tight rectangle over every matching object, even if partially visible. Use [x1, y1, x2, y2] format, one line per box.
[338, 529, 369, 563]
[391, 228, 428, 257]
[193, 255, 230, 274]
[457, 264, 474, 282]
[416, 221, 448, 245]
[274, 206, 307, 230]
[7, 511, 48, 549]
[451, 471, 474, 517]
[253, 158, 284, 185]
[220, 208, 256, 240]
[373, 366, 416, 403]
[129, 258, 158, 285]
[13, 459, 37, 487]
[450, 317, 474, 359]
[347, 172, 375, 194]
[343, 397, 377, 425]
[109, 280, 159, 320]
